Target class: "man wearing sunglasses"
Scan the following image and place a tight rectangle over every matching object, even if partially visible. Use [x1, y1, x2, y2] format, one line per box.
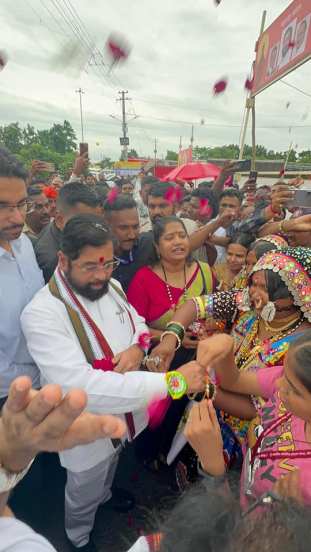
[0, 147, 44, 409]
[21, 213, 205, 552]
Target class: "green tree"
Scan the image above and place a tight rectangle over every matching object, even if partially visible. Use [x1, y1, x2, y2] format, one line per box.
[47, 120, 77, 154]
[99, 157, 113, 169]
[0, 122, 23, 153]
[128, 148, 139, 158]
[166, 150, 178, 161]
[22, 124, 37, 146]
[298, 150, 311, 163]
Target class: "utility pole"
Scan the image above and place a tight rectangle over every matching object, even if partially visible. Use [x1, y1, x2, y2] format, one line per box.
[190, 125, 194, 149]
[117, 90, 130, 160]
[154, 138, 157, 176]
[178, 136, 182, 166]
[75, 88, 85, 142]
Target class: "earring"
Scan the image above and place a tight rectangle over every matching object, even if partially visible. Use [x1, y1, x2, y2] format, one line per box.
[240, 288, 251, 311]
[260, 301, 276, 323]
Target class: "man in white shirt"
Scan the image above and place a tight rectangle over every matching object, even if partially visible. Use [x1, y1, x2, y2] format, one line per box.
[0, 147, 44, 409]
[21, 213, 205, 551]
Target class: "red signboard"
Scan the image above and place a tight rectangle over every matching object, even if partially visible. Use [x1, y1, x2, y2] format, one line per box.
[252, 0, 311, 96]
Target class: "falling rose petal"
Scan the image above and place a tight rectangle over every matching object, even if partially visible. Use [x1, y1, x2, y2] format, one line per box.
[106, 32, 131, 70]
[199, 198, 213, 218]
[138, 331, 152, 353]
[164, 185, 183, 204]
[107, 186, 119, 204]
[213, 78, 228, 95]
[0, 49, 8, 71]
[148, 397, 171, 429]
[244, 77, 254, 91]
[288, 41, 296, 49]
[43, 186, 58, 199]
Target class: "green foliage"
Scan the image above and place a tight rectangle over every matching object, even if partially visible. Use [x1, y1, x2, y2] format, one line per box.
[166, 150, 178, 161]
[128, 148, 139, 158]
[0, 121, 77, 175]
[98, 157, 114, 169]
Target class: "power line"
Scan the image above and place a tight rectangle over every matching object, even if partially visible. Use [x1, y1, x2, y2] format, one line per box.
[279, 79, 311, 99]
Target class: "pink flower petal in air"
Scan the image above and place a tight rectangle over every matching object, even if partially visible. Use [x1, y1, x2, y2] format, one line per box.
[164, 185, 183, 204]
[213, 78, 228, 95]
[244, 77, 254, 91]
[107, 186, 119, 204]
[199, 198, 213, 218]
[138, 332, 152, 353]
[148, 397, 171, 429]
[288, 41, 296, 49]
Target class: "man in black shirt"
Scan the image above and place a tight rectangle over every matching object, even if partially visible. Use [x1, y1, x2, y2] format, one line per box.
[35, 182, 101, 282]
[104, 195, 155, 291]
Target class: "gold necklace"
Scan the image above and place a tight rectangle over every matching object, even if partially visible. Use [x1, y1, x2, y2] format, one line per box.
[263, 314, 302, 334]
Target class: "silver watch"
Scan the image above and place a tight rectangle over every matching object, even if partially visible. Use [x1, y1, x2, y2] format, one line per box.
[0, 458, 34, 493]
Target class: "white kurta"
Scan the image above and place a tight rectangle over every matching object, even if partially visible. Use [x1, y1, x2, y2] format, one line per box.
[21, 278, 167, 472]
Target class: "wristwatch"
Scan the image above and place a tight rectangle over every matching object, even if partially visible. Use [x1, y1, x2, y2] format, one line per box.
[0, 458, 34, 493]
[165, 371, 188, 400]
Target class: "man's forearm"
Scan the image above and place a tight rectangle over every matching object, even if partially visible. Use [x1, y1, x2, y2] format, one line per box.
[189, 219, 221, 251]
[210, 235, 230, 247]
[212, 172, 227, 198]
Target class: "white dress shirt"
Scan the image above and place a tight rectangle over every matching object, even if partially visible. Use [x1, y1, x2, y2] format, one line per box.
[0, 234, 43, 398]
[0, 518, 56, 552]
[21, 278, 167, 472]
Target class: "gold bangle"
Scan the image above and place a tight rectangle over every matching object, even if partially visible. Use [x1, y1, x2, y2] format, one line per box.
[167, 321, 185, 333]
[160, 330, 181, 351]
[279, 219, 287, 234]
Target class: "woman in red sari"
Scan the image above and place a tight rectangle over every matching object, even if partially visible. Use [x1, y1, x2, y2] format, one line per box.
[127, 216, 215, 468]
[127, 215, 215, 365]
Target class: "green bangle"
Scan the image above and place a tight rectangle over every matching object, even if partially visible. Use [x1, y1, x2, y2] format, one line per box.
[166, 323, 185, 340]
[165, 370, 188, 400]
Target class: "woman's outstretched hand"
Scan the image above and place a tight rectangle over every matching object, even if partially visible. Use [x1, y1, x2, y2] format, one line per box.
[184, 399, 225, 477]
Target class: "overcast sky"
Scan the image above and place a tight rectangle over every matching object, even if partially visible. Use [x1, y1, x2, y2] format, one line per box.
[1, 0, 310, 161]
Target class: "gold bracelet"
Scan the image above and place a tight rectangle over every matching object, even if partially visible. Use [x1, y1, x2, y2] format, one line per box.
[279, 219, 287, 235]
[160, 330, 181, 351]
[167, 321, 185, 333]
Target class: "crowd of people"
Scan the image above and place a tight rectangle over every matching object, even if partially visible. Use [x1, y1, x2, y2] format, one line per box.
[1, 143, 311, 552]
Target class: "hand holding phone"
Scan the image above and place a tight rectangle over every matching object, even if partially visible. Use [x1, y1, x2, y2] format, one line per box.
[230, 159, 251, 173]
[79, 143, 89, 156]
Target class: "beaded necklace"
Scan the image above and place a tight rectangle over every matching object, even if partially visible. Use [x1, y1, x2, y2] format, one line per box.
[236, 314, 305, 370]
[161, 263, 188, 311]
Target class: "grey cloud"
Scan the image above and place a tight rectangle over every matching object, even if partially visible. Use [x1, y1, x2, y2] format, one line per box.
[0, 0, 310, 160]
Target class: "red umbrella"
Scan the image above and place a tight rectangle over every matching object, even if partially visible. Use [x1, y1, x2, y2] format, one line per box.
[162, 162, 221, 182]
